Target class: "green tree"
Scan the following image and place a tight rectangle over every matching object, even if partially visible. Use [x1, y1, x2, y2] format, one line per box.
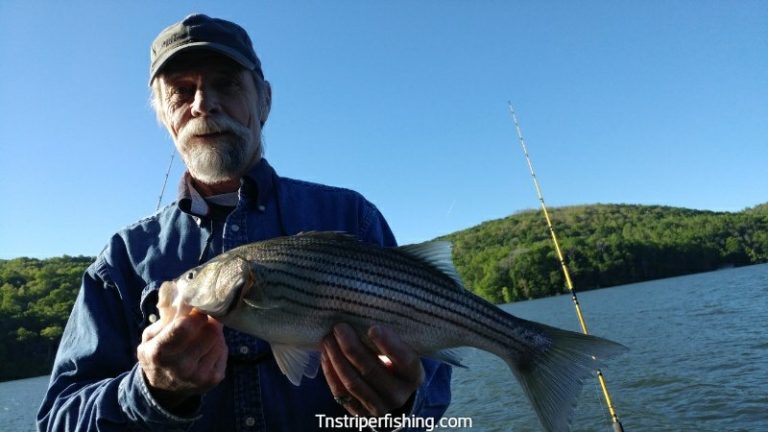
[444, 203, 768, 304]
[0, 256, 92, 381]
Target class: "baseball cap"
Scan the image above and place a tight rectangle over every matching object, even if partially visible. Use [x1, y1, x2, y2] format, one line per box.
[149, 14, 263, 85]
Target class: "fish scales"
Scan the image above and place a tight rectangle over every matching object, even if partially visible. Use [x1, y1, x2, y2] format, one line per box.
[166, 231, 628, 432]
[263, 267, 501, 353]
[253, 237, 537, 353]
[268, 283, 426, 328]
[251, 238, 533, 354]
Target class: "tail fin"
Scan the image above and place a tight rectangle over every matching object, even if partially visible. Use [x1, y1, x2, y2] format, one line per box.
[507, 324, 627, 432]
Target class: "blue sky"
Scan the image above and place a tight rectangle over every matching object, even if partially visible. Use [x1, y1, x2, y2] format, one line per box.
[1, 1, 766, 259]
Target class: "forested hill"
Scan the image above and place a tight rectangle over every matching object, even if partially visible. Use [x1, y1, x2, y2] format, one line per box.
[0, 256, 93, 381]
[2, 203, 767, 381]
[443, 203, 768, 303]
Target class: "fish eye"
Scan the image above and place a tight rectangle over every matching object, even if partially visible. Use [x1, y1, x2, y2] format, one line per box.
[186, 271, 195, 280]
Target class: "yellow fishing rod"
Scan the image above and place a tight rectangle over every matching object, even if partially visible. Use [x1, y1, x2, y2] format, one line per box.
[508, 104, 625, 432]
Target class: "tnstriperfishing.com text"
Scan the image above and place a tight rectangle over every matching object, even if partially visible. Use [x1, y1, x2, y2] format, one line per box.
[316, 413, 473, 431]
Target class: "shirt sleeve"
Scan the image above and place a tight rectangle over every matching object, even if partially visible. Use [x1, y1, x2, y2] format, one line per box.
[358, 200, 397, 248]
[36, 256, 200, 431]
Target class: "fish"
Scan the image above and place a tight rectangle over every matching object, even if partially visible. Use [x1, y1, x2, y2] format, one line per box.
[157, 232, 627, 432]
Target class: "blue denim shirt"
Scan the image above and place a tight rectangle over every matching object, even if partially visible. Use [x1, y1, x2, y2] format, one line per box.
[37, 159, 451, 431]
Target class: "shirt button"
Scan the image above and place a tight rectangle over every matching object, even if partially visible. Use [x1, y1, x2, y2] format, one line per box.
[258, 205, 266, 212]
[239, 345, 249, 354]
[245, 417, 256, 427]
[230, 224, 240, 232]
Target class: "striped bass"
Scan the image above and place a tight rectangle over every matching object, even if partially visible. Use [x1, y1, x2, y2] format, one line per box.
[158, 232, 626, 432]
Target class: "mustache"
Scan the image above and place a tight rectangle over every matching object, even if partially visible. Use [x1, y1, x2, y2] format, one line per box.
[178, 116, 250, 145]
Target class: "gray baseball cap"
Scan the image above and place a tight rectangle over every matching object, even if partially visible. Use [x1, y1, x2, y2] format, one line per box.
[149, 14, 263, 85]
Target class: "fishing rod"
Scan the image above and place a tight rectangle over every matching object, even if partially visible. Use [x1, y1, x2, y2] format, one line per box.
[156, 152, 175, 211]
[507, 104, 625, 432]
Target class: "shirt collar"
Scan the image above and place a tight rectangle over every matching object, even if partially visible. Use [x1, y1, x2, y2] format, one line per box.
[176, 158, 276, 218]
[206, 192, 240, 207]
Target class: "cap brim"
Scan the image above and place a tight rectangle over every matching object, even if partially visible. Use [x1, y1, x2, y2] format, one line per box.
[149, 41, 257, 85]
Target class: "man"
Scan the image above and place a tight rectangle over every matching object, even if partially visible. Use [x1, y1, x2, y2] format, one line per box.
[38, 14, 451, 431]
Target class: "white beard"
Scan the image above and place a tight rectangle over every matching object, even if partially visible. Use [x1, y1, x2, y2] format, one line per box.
[176, 116, 260, 184]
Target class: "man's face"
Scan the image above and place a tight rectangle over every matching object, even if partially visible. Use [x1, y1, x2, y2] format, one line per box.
[156, 56, 266, 185]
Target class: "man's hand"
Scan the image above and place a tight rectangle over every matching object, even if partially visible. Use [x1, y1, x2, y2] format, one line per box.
[320, 323, 425, 417]
[137, 309, 228, 410]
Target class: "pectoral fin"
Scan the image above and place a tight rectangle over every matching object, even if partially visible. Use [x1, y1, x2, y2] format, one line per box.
[271, 344, 321, 386]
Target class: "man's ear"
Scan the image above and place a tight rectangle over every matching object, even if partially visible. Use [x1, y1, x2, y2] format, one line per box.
[260, 80, 272, 127]
[150, 79, 169, 128]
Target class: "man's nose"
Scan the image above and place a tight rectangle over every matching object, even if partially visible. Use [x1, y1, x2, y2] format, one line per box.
[191, 86, 221, 117]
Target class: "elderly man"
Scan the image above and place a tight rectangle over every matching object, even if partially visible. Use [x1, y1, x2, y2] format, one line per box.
[38, 14, 451, 431]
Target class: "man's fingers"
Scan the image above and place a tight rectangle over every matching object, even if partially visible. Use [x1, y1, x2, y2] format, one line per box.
[322, 330, 388, 416]
[333, 324, 403, 402]
[137, 309, 227, 400]
[333, 324, 384, 377]
[320, 342, 366, 416]
[176, 320, 225, 373]
[196, 343, 227, 388]
[153, 313, 209, 354]
[141, 319, 165, 342]
[368, 325, 425, 385]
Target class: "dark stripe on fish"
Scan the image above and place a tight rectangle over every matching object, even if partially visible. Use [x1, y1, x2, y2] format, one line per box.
[256, 242, 539, 348]
[263, 266, 529, 353]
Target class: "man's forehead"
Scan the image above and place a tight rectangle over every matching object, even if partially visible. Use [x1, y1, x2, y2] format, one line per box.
[159, 51, 248, 80]
[162, 66, 247, 84]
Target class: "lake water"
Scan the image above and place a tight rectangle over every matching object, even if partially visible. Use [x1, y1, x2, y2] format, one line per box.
[443, 263, 768, 431]
[2, 264, 767, 431]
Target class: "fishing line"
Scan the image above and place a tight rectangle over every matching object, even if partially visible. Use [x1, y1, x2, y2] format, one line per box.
[592, 375, 611, 425]
[507, 104, 626, 432]
[156, 152, 175, 211]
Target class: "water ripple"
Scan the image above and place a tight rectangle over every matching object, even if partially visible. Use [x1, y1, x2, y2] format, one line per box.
[442, 264, 768, 431]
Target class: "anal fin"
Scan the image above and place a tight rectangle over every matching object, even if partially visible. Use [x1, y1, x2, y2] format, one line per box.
[271, 344, 321, 386]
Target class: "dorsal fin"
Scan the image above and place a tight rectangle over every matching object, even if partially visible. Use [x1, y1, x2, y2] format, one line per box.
[397, 240, 465, 289]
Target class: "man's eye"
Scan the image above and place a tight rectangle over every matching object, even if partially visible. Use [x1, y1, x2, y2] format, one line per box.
[215, 78, 240, 91]
[172, 86, 194, 96]
[186, 271, 195, 280]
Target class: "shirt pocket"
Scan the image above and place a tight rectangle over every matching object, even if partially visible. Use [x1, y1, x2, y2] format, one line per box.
[139, 281, 163, 329]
